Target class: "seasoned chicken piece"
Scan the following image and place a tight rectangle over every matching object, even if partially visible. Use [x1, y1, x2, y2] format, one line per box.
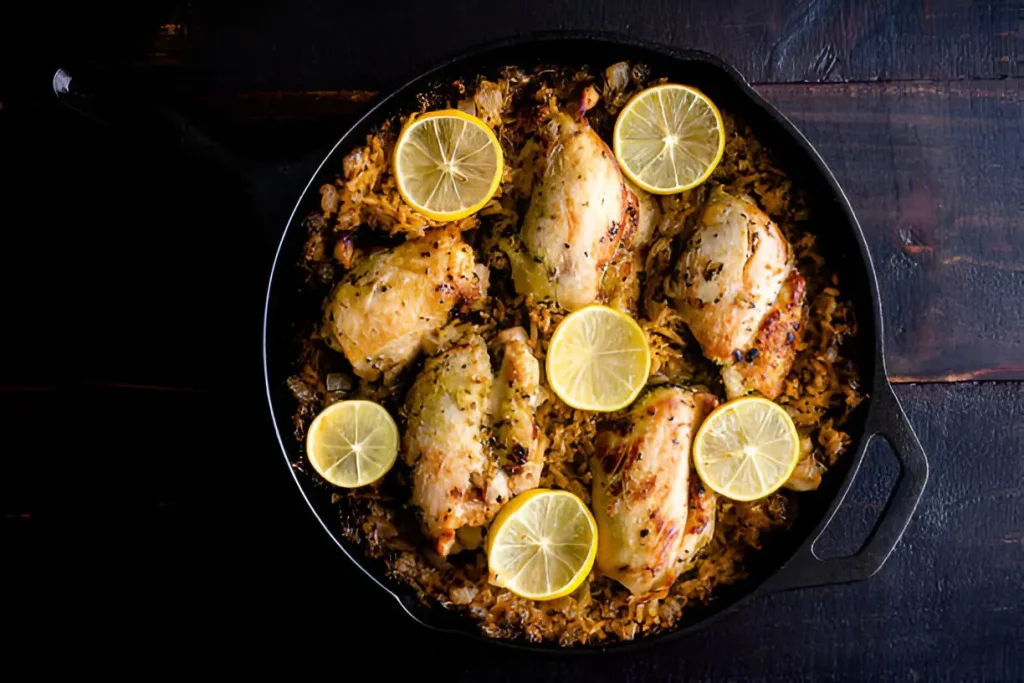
[486, 327, 546, 504]
[601, 181, 660, 315]
[403, 336, 493, 556]
[505, 107, 638, 310]
[592, 387, 718, 595]
[673, 188, 805, 399]
[403, 328, 547, 556]
[322, 225, 482, 381]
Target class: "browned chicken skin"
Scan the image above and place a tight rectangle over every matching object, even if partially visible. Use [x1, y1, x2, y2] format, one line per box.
[679, 471, 717, 572]
[673, 188, 806, 399]
[321, 225, 483, 381]
[591, 387, 718, 595]
[721, 269, 806, 399]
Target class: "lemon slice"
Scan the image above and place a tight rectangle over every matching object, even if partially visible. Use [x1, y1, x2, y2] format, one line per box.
[693, 396, 801, 502]
[612, 84, 725, 194]
[545, 305, 651, 412]
[486, 489, 598, 601]
[393, 109, 503, 221]
[305, 400, 399, 488]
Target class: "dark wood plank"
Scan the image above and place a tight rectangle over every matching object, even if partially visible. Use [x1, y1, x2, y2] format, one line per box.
[156, 0, 1019, 89]
[758, 79, 1024, 381]
[18, 0, 1014, 109]
[241, 381, 1022, 681]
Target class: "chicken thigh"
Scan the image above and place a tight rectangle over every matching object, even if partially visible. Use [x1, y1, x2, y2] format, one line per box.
[403, 336, 493, 556]
[591, 387, 718, 595]
[403, 329, 545, 556]
[505, 107, 638, 310]
[322, 225, 483, 381]
[673, 188, 805, 399]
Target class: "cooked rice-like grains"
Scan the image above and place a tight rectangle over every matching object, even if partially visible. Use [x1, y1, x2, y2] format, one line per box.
[285, 63, 864, 646]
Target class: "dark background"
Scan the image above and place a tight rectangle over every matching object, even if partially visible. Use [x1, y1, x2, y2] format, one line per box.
[1, 1, 1021, 680]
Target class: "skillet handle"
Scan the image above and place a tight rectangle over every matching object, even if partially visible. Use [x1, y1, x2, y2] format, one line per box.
[51, 63, 328, 233]
[52, 64, 241, 169]
[767, 381, 928, 592]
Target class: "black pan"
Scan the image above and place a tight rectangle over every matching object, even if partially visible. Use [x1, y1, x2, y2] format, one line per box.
[63, 33, 928, 652]
[259, 35, 929, 652]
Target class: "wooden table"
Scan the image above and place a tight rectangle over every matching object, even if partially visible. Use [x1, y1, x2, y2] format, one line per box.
[2, 1, 1021, 679]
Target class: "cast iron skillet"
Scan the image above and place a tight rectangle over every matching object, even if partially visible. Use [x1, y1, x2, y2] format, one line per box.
[260, 35, 929, 652]
[59, 33, 929, 652]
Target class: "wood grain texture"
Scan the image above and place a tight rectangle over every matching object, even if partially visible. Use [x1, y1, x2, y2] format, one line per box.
[239, 381, 1022, 681]
[164, 0, 1018, 90]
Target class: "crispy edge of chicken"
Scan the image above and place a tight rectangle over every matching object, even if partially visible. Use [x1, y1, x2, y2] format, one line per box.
[591, 387, 719, 596]
[721, 268, 806, 399]
[673, 188, 805, 399]
[402, 335, 493, 556]
[677, 473, 717, 574]
[505, 105, 638, 311]
[322, 225, 482, 381]
[486, 327, 547, 505]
